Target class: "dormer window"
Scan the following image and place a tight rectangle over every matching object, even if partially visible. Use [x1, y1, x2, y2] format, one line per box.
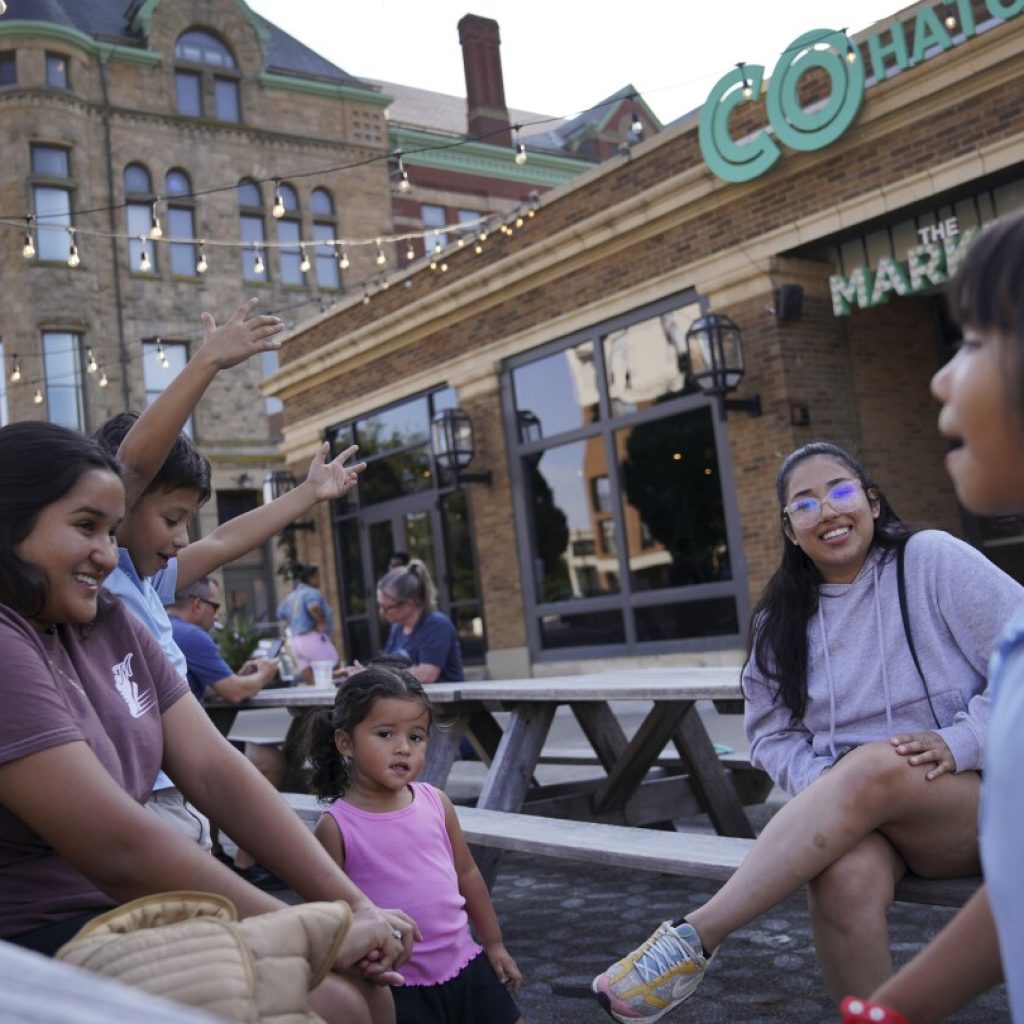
[174, 29, 240, 123]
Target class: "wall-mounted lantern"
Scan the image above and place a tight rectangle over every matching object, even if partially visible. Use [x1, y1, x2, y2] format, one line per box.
[261, 469, 315, 531]
[684, 313, 762, 419]
[430, 408, 493, 486]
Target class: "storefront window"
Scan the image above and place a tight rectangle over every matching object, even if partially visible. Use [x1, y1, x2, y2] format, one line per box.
[506, 291, 746, 656]
[511, 339, 598, 439]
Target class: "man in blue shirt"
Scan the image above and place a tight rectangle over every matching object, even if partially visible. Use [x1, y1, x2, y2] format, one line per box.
[166, 577, 279, 703]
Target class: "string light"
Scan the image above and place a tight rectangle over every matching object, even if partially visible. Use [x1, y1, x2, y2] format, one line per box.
[405, 241, 415, 261]
[138, 239, 151, 272]
[86, 347, 98, 373]
[299, 243, 310, 273]
[515, 139, 527, 166]
[395, 151, 410, 192]
[149, 201, 162, 240]
[22, 217, 35, 259]
[252, 245, 264, 276]
[9, 355, 21, 383]
[33, 387, 43, 405]
[196, 240, 208, 274]
[361, 288, 370, 305]
[155, 338, 170, 369]
[272, 179, 285, 219]
[338, 248, 350, 271]
[944, 4, 957, 29]
[375, 239, 386, 266]
[631, 104, 643, 136]
[67, 228, 80, 267]
[846, 33, 858, 63]
[433, 233, 442, 256]
[737, 62, 753, 99]
[98, 367, 109, 387]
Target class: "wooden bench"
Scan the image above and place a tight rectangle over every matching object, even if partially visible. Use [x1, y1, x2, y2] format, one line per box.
[280, 793, 978, 909]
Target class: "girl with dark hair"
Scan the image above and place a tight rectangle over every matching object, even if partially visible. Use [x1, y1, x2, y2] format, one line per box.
[594, 440, 1022, 1024]
[840, 211, 1024, 1023]
[307, 664, 522, 1024]
[0, 422, 416, 1023]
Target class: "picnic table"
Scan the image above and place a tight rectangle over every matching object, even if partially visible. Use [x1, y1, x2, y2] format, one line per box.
[206, 668, 768, 847]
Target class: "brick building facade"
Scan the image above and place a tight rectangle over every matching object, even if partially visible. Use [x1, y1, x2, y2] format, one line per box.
[268, 0, 1024, 677]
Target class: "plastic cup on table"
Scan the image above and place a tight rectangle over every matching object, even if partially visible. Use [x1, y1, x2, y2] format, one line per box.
[311, 661, 335, 687]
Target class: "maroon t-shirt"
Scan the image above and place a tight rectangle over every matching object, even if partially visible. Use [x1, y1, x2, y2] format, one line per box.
[0, 596, 188, 937]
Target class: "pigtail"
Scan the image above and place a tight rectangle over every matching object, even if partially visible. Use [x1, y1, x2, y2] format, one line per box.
[304, 707, 350, 802]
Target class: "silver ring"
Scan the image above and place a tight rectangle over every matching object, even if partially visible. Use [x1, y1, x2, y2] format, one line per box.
[391, 929, 402, 941]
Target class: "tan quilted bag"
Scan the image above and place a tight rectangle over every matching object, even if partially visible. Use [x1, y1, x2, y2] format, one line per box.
[55, 891, 352, 1023]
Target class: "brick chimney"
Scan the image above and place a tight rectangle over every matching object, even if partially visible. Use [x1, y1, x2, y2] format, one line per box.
[458, 14, 512, 147]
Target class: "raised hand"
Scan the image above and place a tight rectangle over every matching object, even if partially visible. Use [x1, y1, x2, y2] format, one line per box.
[198, 297, 284, 370]
[305, 442, 367, 503]
[890, 730, 955, 780]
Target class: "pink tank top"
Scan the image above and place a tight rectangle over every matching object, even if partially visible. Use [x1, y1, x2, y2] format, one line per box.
[327, 782, 481, 986]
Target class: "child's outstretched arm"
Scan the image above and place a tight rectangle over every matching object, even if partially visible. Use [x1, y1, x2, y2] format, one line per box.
[842, 885, 1001, 1023]
[176, 442, 365, 590]
[440, 788, 522, 995]
[118, 298, 283, 511]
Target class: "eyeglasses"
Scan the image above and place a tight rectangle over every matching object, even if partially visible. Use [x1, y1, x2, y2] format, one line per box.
[197, 597, 221, 613]
[784, 481, 863, 529]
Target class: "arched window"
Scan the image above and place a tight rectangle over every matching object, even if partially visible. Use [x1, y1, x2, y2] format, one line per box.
[166, 168, 198, 276]
[124, 163, 156, 275]
[275, 183, 303, 285]
[238, 178, 267, 283]
[174, 29, 240, 122]
[311, 187, 340, 289]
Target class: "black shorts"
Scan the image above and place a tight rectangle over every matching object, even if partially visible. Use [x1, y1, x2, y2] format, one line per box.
[392, 950, 520, 1024]
[6, 909, 108, 956]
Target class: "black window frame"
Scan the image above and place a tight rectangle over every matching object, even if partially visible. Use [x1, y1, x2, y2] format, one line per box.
[30, 144, 74, 263]
[502, 289, 750, 660]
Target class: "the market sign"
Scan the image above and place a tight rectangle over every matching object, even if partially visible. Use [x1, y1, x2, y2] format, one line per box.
[830, 217, 976, 316]
[700, 0, 1024, 183]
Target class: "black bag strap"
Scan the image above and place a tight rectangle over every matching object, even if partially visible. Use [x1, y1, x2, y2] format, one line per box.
[897, 538, 941, 728]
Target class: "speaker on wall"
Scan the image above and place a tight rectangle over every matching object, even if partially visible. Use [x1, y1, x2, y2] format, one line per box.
[775, 284, 804, 323]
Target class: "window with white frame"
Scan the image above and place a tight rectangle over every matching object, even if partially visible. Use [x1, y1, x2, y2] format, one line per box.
[124, 163, 156, 275]
[42, 331, 85, 430]
[174, 29, 240, 122]
[143, 340, 192, 436]
[31, 145, 73, 263]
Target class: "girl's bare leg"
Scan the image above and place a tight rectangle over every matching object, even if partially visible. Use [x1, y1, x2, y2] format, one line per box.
[808, 831, 905, 998]
[685, 742, 980, 953]
[309, 974, 377, 1024]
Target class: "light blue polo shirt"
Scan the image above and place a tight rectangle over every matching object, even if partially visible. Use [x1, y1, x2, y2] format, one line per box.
[103, 548, 185, 791]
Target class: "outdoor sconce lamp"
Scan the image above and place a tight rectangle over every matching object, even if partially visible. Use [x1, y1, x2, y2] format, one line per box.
[262, 469, 315, 531]
[684, 313, 762, 419]
[430, 408, 493, 486]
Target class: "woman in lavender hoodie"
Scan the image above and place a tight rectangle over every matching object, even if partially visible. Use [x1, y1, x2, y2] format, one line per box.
[593, 442, 1022, 1024]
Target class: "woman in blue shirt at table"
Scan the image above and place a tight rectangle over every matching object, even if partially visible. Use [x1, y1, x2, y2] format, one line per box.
[375, 560, 463, 685]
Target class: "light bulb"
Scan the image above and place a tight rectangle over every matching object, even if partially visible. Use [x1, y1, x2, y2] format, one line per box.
[631, 106, 643, 135]
[253, 248, 264, 275]
[381, 278, 390, 290]
[375, 241, 386, 266]
[86, 348, 98, 373]
[398, 169, 410, 192]
[139, 242, 151, 272]
[22, 231, 35, 259]
[67, 236, 80, 268]
[945, 12, 957, 28]
[433, 238, 442, 255]
[9, 359, 21, 383]
[272, 182, 285, 219]
[299, 244, 311, 273]
[846, 45, 858, 64]
[515, 142, 527, 165]
[196, 243, 208, 274]
[99, 369, 109, 387]
[150, 204, 162, 240]
[405, 242, 415, 261]
[339, 249, 350, 270]
[33, 388, 43, 405]
[474, 242, 483, 254]
[361, 290, 370, 305]
[516, 216, 524, 228]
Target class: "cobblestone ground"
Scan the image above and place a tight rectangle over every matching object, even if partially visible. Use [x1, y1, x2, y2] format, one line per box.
[487, 810, 1010, 1024]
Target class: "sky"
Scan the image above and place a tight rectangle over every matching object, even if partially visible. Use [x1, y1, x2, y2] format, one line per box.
[247, 0, 908, 125]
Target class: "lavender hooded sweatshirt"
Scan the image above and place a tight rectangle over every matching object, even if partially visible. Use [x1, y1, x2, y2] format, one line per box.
[743, 530, 1024, 795]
